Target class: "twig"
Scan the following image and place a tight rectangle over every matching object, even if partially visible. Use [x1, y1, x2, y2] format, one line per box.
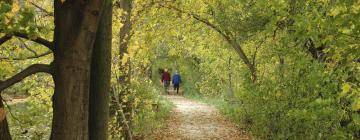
[0, 51, 52, 61]
[29, 1, 53, 17]
[18, 38, 38, 56]
[12, 32, 53, 51]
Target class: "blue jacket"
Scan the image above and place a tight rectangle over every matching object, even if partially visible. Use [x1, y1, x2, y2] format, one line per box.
[172, 74, 181, 84]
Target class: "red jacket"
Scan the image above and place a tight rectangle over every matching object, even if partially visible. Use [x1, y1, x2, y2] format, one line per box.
[161, 72, 171, 82]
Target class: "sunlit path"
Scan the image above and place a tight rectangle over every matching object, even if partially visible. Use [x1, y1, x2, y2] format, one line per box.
[152, 95, 251, 140]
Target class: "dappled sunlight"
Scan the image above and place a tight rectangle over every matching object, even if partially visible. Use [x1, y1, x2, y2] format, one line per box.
[152, 95, 251, 139]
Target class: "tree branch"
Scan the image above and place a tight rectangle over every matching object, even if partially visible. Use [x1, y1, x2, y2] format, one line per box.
[0, 64, 51, 92]
[12, 32, 53, 51]
[0, 35, 12, 46]
[158, 3, 256, 80]
[0, 51, 52, 61]
[158, 3, 228, 40]
[252, 40, 263, 67]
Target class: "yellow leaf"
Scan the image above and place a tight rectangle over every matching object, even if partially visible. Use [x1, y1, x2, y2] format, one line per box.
[6, 0, 20, 18]
[329, 5, 346, 17]
[352, 99, 360, 111]
[339, 27, 352, 34]
[121, 53, 129, 65]
[342, 83, 351, 94]
[339, 83, 354, 100]
[351, 0, 360, 14]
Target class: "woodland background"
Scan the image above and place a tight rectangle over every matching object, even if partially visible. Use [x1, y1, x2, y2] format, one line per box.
[0, 0, 359, 139]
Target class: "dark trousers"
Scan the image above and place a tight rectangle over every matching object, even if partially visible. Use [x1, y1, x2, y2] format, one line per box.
[164, 81, 170, 94]
[173, 83, 179, 94]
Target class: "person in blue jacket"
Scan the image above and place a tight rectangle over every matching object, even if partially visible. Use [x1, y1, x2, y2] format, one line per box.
[172, 70, 182, 94]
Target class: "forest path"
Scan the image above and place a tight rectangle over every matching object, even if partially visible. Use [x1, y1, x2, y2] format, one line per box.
[152, 95, 251, 140]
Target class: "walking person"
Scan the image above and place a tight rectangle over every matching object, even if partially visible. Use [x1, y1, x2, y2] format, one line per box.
[161, 69, 171, 94]
[172, 70, 182, 94]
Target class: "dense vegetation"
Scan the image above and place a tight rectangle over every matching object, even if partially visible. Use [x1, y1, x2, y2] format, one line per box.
[0, 0, 359, 140]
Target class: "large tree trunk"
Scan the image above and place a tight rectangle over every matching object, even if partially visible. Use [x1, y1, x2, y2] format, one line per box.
[88, 0, 112, 139]
[51, 0, 104, 139]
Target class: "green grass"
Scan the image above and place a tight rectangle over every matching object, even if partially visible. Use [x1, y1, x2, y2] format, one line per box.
[132, 95, 174, 137]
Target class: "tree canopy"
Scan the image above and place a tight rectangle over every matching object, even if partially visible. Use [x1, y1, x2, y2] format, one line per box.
[0, 0, 359, 139]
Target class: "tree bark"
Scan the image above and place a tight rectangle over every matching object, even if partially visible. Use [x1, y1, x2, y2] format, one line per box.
[0, 35, 12, 46]
[118, 0, 133, 88]
[117, 0, 134, 139]
[88, 0, 112, 139]
[51, 0, 104, 139]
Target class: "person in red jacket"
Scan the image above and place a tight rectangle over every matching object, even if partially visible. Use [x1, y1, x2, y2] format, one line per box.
[161, 69, 171, 94]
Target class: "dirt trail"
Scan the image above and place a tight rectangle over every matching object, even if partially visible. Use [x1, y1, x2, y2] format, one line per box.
[152, 95, 251, 140]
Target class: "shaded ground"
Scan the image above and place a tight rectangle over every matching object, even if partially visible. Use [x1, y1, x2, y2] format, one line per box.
[151, 95, 251, 140]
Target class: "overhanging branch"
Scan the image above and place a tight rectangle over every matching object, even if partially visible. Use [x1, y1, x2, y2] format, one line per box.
[158, 3, 228, 40]
[158, 3, 256, 80]
[0, 64, 52, 92]
[0, 35, 12, 46]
